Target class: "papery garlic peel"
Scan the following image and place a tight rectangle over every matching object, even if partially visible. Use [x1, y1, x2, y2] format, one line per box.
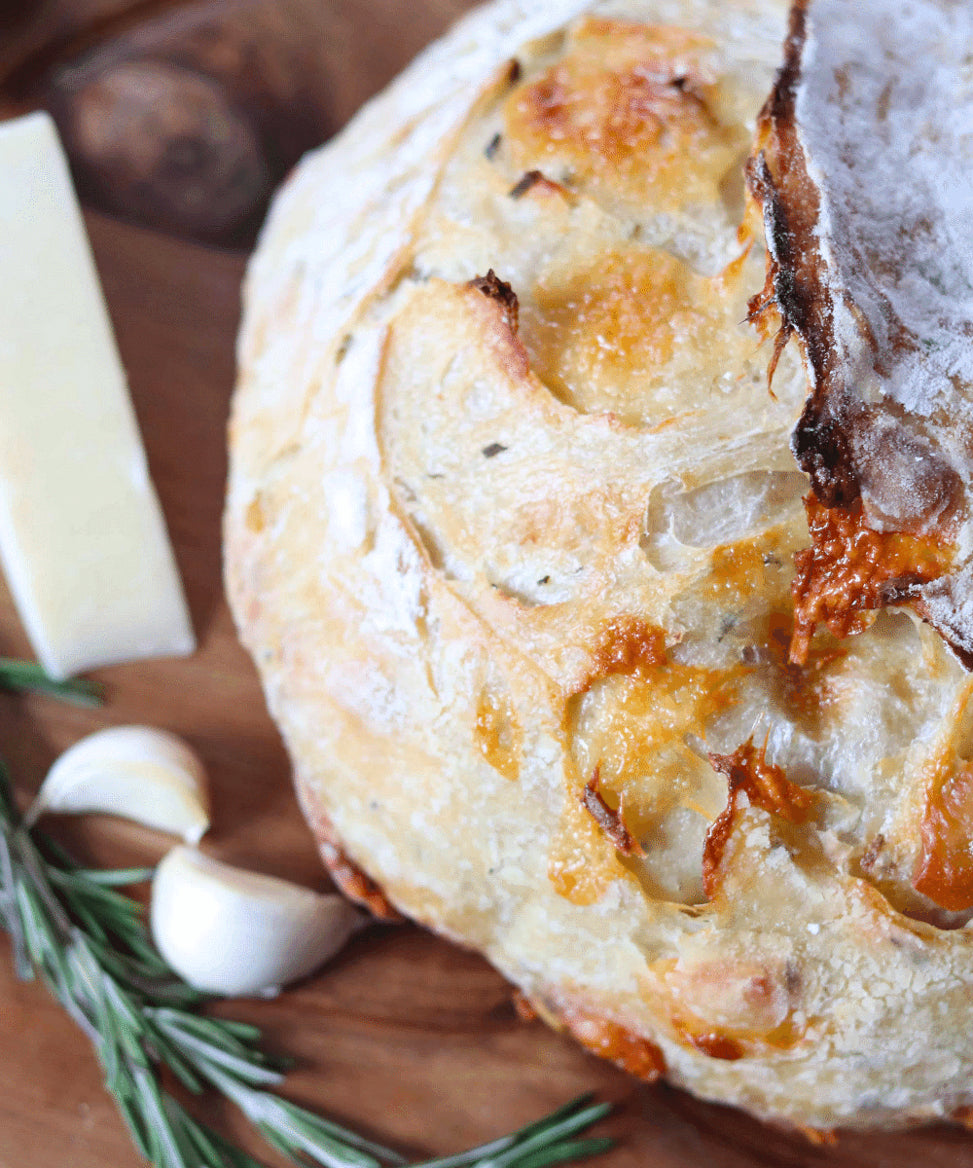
[150, 846, 363, 996]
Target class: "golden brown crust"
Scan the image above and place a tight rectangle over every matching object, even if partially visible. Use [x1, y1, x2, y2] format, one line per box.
[505, 18, 748, 220]
[226, 0, 973, 1132]
[525, 991, 667, 1081]
[309, 809, 403, 922]
[559, 1008, 667, 1081]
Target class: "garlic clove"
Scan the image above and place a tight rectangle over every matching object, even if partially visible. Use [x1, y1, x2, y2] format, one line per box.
[150, 845, 363, 996]
[29, 725, 210, 843]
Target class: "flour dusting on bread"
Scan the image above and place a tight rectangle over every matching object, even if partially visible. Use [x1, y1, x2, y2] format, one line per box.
[226, 0, 973, 1132]
[748, 0, 973, 665]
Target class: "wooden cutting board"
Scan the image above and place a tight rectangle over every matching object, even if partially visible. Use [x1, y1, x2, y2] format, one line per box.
[2, 5, 973, 1168]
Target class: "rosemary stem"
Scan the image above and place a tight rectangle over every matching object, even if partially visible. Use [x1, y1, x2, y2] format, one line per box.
[0, 748, 614, 1168]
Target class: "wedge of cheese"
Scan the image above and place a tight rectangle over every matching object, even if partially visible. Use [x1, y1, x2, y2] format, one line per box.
[0, 111, 194, 678]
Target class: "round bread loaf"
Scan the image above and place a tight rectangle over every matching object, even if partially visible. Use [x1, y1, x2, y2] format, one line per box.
[225, 0, 973, 1133]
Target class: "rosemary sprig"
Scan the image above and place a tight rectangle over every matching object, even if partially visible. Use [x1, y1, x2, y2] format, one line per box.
[0, 656, 104, 706]
[0, 762, 613, 1168]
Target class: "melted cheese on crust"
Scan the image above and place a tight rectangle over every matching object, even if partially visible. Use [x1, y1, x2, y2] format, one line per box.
[226, 0, 973, 1132]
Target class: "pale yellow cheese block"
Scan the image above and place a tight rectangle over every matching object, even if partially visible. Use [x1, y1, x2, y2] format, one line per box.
[0, 111, 194, 678]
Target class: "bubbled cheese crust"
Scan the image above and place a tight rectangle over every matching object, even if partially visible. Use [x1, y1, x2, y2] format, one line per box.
[225, 0, 973, 1132]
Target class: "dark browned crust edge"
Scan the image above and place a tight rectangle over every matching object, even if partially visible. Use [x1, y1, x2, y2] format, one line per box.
[580, 769, 643, 856]
[468, 268, 520, 331]
[914, 582, 973, 672]
[745, 0, 861, 509]
[745, 5, 973, 668]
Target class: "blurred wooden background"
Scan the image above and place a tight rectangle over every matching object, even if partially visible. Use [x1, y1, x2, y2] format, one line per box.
[0, 0, 477, 245]
[3, 5, 973, 1168]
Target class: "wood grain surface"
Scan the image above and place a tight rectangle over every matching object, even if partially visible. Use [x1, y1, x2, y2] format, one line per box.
[0, 0, 477, 244]
[2, 3, 973, 1167]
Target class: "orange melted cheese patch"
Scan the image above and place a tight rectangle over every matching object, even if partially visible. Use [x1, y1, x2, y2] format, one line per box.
[558, 1005, 665, 1080]
[913, 753, 973, 911]
[702, 540, 772, 605]
[791, 493, 952, 665]
[548, 804, 624, 905]
[551, 619, 741, 904]
[695, 528, 797, 614]
[690, 1032, 744, 1060]
[474, 686, 521, 781]
[651, 952, 807, 1060]
[703, 738, 815, 899]
[503, 18, 746, 214]
[523, 248, 749, 422]
[589, 615, 666, 674]
[674, 992, 807, 1060]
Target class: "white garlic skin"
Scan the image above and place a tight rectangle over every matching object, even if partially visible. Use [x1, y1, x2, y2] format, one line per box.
[150, 846, 363, 996]
[30, 725, 210, 842]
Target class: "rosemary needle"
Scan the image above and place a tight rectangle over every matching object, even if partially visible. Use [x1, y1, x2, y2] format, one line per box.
[0, 656, 105, 706]
[0, 658, 106, 700]
[0, 762, 614, 1168]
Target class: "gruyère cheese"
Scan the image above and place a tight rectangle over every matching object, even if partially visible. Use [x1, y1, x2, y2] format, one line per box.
[0, 111, 195, 678]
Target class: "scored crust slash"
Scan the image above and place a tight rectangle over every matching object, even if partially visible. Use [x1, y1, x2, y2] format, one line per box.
[747, 0, 973, 666]
[225, 0, 973, 1134]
